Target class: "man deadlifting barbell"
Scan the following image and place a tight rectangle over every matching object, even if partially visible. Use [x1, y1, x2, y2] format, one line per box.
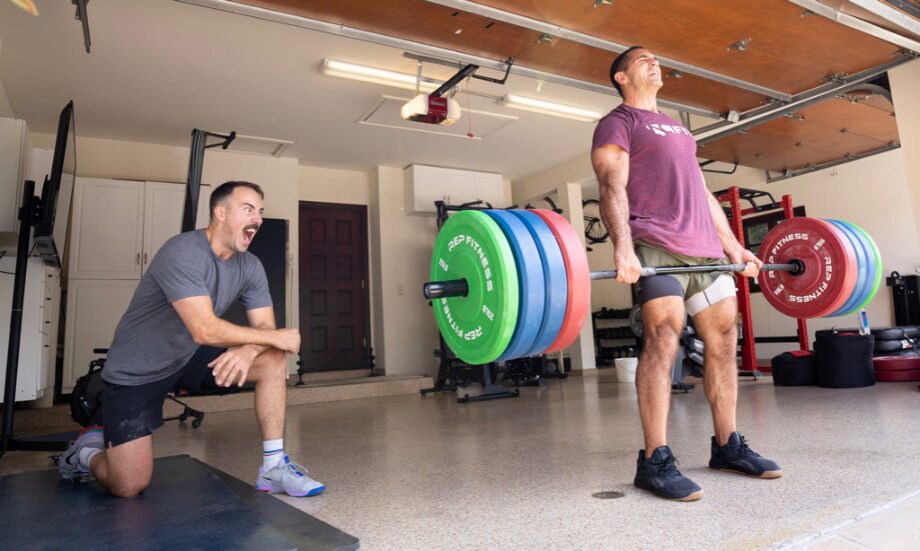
[591, 46, 782, 501]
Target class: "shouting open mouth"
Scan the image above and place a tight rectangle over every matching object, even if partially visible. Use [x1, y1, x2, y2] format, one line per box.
[242, 224, 260, 246]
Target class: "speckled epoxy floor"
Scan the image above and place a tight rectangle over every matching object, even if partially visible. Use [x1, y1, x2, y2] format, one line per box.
[3, 375, 919, 550]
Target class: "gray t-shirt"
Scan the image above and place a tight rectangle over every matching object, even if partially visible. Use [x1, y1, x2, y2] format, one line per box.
[103, 230, 272, 385]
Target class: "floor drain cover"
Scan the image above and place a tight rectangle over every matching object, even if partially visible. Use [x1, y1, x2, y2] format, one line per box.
[592, 491, 625, 499]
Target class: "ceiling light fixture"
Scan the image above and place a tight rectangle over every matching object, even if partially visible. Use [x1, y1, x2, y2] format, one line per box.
[502, 94, 603, 122]
[321, 59, 439, 92]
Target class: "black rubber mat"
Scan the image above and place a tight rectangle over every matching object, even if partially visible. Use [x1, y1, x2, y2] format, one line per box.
[0, 454, 358, 551]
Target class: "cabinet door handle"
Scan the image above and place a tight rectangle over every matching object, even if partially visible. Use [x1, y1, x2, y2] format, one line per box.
[144, 252, 148, 265]
[136, 253, 141, 265]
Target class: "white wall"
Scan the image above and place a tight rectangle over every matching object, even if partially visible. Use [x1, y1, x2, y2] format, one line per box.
[0, 39, 13, 118]
[299, 166, 370, 205]
[31, 133, 190, 182]
[0, 76, 12, 118]
[369, 166, 441, 376]
[512, 153, 594, 204]
[889, 59, 920, 244]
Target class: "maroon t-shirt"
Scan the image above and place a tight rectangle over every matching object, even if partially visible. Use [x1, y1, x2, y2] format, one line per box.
[592, 104, 723, 258]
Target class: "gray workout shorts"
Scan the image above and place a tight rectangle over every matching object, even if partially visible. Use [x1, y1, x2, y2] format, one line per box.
[633, 240, 737, 316]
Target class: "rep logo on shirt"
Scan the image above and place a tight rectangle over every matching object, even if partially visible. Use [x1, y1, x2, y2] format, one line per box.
[646, 123, 692, 137]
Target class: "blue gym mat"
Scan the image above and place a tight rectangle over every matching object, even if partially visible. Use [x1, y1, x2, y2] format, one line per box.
[0, 454, 358, 551]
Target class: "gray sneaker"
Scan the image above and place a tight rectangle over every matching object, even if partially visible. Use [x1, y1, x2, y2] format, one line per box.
[57, 426, 104, 480]
[255, 455, 325, 497]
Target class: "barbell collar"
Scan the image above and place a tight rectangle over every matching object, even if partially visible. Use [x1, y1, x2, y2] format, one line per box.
[424, 262, 801, 299]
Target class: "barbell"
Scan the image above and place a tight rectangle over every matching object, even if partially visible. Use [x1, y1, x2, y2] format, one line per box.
[423, 209, 881, 365]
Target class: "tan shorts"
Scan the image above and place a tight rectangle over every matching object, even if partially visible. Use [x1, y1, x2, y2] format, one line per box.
[634, 240, 736, 316]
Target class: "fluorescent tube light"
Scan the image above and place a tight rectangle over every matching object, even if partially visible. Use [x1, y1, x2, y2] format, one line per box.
[322, 59, 439, 92]
[503, 94, 602, 122]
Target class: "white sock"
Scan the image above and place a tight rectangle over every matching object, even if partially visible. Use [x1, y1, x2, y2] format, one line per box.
[261, 439, 284, 471]
[78, 447, 102, 470]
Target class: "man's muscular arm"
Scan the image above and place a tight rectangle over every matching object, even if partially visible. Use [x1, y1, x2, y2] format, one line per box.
[172, 296, 300, 353]
[592, 144, 642, 283]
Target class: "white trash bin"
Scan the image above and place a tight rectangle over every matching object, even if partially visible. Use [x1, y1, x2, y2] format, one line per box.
[615, 357, 638, 383]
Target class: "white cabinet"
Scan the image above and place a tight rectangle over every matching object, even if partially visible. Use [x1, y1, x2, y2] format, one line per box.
[0, 256, 59, 402]
[0, 118, 32, 233]
[473, 172, 504, 208]
[404, 164, 505, 214]
[62, 279, 137, 392]
[69, 178, 145, 280]
[69, 178, 211, 279]
[405, 165, 451, 214]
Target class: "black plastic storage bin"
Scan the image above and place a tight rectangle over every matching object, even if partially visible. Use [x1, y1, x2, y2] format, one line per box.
[813, 330, 875, 388]
[771, 350, 816, 386]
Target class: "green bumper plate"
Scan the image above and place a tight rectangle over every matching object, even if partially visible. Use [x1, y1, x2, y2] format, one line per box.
[430, 211, 519, 365]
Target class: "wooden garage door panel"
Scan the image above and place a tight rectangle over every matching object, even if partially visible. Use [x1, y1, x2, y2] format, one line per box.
[476, 0, 901, 93]
[749, 117, 887, 151]
[797, 99, 899, 143]
[699, 89, 898, 172]
[700, 120, 890, 172]
[698, 134, 825, 171]
[654, 72, 764, 115]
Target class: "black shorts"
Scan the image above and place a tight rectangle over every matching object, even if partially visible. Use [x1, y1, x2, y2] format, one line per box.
[102, 346, 238, 447]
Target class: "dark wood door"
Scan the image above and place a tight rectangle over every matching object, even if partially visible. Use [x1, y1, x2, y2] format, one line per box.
[299, 202, 370, 372]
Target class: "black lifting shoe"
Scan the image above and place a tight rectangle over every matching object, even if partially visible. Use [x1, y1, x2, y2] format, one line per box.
[709, 432, 783, 479]
[634, 446, 704, 501]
